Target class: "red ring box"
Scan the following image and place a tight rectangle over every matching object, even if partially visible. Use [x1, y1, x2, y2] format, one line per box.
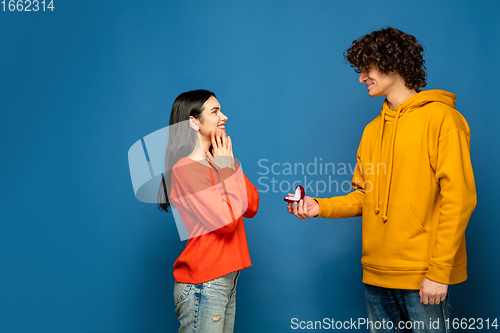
[284, 185, 305, 203]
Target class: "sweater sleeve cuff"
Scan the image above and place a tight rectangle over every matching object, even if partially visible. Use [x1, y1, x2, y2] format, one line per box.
[218, 167, 236, 182]
[426, 262, 452, 284]
[313, 197, 334, 218]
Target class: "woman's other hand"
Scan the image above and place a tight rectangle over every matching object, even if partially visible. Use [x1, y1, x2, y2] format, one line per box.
[205, 130, 235, 170]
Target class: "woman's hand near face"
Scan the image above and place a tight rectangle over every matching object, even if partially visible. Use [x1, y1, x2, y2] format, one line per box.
[205, 130, 235, 170]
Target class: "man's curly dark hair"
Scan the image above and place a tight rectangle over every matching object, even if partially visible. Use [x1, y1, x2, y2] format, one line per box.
[344, 27, 426, 92]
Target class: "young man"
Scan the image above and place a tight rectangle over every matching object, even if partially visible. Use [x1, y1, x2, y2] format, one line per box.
[287, 27, 476, 332]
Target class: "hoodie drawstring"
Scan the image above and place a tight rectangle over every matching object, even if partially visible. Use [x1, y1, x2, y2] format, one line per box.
[374, 109, 386, 216]
[381, 108, 401, 222]
[375, 107, 401, 222]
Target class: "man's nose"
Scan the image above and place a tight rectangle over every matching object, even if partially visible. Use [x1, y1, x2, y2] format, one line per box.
[359, 72, 367, 83]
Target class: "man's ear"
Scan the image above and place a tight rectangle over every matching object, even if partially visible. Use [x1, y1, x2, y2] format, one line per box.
[189, 117, 199, 131]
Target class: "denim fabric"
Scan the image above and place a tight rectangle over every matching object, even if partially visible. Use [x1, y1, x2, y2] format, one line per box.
[174, 271, 240, 333]
[365, 284, 452, 333]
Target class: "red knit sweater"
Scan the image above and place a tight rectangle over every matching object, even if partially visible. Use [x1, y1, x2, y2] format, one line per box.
[170, 157, 259, 284]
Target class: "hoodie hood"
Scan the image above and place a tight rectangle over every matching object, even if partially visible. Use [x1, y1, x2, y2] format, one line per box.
[374, 89, 457, 222]
[383, 89, 456, 120]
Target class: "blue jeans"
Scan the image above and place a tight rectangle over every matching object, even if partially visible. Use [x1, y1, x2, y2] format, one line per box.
[174, 271, 240, 333]
[365, 284, 452, 333]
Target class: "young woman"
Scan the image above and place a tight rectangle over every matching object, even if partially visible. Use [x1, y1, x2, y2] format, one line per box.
[158, 90, 259, 333]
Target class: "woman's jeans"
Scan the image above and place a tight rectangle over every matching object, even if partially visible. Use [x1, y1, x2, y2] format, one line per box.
[365, 284, 452, 333]
[174, 271, 240, 333]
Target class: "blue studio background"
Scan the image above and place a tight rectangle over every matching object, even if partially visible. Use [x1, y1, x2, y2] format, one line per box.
[1, 1, 499, 332]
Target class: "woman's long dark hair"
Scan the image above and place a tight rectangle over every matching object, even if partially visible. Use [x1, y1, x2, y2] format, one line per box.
[158, 89, 215, 212]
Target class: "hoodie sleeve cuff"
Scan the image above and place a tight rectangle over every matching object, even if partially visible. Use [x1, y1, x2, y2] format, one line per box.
[426, 262, 452, 284]
[313, 197, 334, 218]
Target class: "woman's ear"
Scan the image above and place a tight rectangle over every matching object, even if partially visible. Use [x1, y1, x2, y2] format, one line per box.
[189, 117, 199, 131]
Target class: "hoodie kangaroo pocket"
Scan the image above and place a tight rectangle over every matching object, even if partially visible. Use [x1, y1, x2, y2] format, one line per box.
[362, 201, 429, 269]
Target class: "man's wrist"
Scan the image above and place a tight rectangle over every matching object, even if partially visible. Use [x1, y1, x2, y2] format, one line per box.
[313, 198, 320, 218]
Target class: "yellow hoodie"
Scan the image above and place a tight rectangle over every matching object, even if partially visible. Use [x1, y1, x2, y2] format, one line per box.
[314, 89, 476, 289]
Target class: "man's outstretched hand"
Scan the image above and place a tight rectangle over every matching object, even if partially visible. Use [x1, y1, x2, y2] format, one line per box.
[287, 196, 319, 220]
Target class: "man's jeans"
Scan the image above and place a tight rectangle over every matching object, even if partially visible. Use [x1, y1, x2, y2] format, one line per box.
[365, 284, 452, 333]
[174, 271, 240, 333]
